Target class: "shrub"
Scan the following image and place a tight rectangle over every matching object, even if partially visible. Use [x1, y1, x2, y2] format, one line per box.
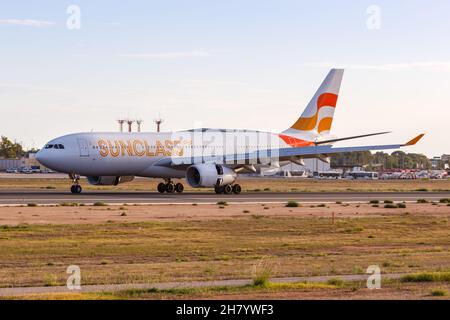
[285, 201, 299, 208]
[216, 201, 227, 206]
[417, 199, 428, 203]
[27, 203, 37, 207]
[326, 278, 344, 286]
[439, 198, 450, 203]
[397, 203, 407, 208]
[383, 200, 393, 204]
[93, 202, 107, 206]
[60, 202, 78, 207]
[252, 260, 272, 287]
[243, 210, 250, 213]
[415, 188, 428, 192]
[372, 204, 379, 208]
[384, 204, 398, 209]
[431, 289, 447, 297]
[369, 200, 379, 204]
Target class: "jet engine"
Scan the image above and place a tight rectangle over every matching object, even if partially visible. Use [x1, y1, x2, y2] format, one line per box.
[87, 176, 135, 186]
[186, 164, 236, 188]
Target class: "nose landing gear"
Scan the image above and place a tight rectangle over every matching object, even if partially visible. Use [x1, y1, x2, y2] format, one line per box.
[69, 174, 82, 194]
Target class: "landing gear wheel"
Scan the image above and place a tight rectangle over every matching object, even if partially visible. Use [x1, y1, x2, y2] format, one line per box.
[223, 184, 233, 194]
[71, 185, 82, 194]
[232, 184, 242, 194]
[215, 186, 224, 194]
[165, 183, 175, 193]
[157, 182, 166, 193]
[175, 183, 184, 193]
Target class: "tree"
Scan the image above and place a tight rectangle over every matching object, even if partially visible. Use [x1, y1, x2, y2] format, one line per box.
[0, 136, 23, 158]
[331, 150, 431, 170]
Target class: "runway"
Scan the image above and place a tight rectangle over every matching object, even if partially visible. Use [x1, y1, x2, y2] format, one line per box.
[0, 190, 449, 205]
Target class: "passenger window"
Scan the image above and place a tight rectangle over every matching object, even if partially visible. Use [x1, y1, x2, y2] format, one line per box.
[54, 144, 59, 149]
[58, 144, 65, 149]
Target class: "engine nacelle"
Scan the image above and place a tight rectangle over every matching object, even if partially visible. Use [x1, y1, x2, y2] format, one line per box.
[87, 176, 135, 186]
[186, 164, 236, 188]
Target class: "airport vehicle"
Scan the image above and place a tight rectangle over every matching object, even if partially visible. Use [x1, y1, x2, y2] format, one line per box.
[313, 171, 342, 179]
[19, 167, 33, 174]
[345, 171, 379, 180]
[35, 69, 424, 194]
[5, 168, 18, 173]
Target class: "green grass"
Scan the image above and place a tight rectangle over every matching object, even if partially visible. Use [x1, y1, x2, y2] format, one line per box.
[401, 272, 450, 283]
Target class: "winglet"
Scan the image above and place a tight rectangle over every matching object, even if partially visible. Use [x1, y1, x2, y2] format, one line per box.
[404, 134, 425, 146]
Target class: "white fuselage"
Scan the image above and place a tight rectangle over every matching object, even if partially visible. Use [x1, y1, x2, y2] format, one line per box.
[35, 130, 300, 178]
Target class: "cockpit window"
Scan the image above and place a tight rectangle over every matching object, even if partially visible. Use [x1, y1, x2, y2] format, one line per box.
[44, 144, 64, 149]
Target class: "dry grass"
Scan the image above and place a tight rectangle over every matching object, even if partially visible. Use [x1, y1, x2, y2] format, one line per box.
[0, 207, 449, 289]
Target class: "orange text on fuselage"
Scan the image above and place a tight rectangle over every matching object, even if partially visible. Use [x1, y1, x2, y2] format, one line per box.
[97, 139, 185, 157]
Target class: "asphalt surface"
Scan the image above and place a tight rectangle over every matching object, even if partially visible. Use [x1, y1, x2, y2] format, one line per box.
[0, 190, 449, 205]
[0, 273, 403, 297]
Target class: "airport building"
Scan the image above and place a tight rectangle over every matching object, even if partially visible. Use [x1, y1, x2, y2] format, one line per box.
[0, 153, 40, 171]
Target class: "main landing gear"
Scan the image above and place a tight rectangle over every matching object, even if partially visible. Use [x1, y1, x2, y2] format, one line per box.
[214, 184, 241, 195]
[157, 179, 184, 193]
[69, 174, 82, 194]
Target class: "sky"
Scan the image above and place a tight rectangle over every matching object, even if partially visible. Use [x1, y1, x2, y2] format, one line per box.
[0, 0, 449, 156]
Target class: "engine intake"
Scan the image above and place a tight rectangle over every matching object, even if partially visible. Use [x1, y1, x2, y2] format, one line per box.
[87, 176, 135, 186]
[186, 164, 236, 188]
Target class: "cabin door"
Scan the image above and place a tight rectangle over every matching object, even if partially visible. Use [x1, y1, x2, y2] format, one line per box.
[77, 138, 90, 157]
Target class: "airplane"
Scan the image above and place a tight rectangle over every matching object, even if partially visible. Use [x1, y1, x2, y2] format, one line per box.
[35, 69, 424, 195]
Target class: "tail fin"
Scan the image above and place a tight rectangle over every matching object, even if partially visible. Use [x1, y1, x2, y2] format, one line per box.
[283, 69, 344, 139]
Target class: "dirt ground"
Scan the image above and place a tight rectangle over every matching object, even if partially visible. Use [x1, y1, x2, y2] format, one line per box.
[0, 202, 449, 225]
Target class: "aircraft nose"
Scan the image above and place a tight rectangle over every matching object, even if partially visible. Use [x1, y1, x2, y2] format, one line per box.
[35, 149, 47, 166]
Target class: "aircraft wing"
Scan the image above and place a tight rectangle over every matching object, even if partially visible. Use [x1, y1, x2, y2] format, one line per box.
[163, 134, 425, 167]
